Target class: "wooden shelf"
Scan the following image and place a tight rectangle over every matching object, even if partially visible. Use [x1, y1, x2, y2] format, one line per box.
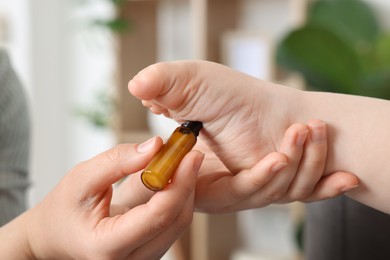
[115, 0, 158, 141]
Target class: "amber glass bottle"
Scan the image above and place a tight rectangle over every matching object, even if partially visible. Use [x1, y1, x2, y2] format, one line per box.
[141, 121, 203, 191]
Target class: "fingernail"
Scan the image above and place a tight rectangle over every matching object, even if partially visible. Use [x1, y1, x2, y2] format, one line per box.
[137, 137, 157, 153]
[271, 161, 288, 173]
[341, 184, 359, 192]
[296, 129, 309, 146]
[193, 152, 205, 173]
[308, 121, 326, 142]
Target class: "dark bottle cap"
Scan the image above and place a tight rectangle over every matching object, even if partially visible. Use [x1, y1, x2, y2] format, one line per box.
[182, 121, 203, 136]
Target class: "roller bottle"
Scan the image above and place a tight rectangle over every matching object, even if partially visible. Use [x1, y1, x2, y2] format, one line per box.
[141, 121, 203, 191]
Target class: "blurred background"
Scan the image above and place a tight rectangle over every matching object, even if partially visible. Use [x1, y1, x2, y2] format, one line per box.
[1, 0, 389, 259]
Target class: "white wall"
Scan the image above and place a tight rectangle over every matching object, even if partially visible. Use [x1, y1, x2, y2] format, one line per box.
[366, 0, 390, 28]
[29, 0, 116, 206]
[0, 0, 115, 206]
[0, 0, 31, 91]
[28, 0, 72, 205]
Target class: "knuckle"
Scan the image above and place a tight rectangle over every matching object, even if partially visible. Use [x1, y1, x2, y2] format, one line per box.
[250, 174, 269, 188]
[265, 190, 285, 202]
[152, 212, 176, 232]
[289, 188, 313, 201]
[104, 144, 128, 163]
[306, 158, 325, 169]
[176, 210, 193, 231]
[229, 187, 247, 202]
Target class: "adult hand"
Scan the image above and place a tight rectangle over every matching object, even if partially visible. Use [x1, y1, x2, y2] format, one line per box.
[0, 137, 204, 260]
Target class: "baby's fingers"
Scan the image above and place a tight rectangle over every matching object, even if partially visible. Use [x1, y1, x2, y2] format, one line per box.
[230, 153, 288, 199]
[301, 172, 359, 202]
[287, 120, 327, 200]
[194, 152, 287, 213]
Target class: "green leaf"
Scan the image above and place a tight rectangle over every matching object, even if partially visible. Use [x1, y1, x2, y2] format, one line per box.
[357, 33, 390, 99]
[276, 25, 362, 93]
[308, 0, 380, 48]
[374, 33, 390, 69]
[360, 70, 390, 99]
[93, 18, 131, 33]
[111, 0, 127, 6]
[73, 89, 114, 129]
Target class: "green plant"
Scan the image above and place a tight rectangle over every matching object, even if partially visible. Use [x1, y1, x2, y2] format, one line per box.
[78, 0, 132, 33]
[73, 0, 130, 129]
[74, 89, 114, 128]
[93, 0, 131, 33]
[276, 0, 390, 99]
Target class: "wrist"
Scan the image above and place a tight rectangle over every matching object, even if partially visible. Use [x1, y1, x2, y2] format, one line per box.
[260, 81, 305, 148]
[0, 211, 36, 259]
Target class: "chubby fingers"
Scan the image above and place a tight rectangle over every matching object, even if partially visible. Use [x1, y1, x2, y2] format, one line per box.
[224, 121, 329, 211]
[302, 171, 359, 202]
[258, 123, 309, 200]
[286, 120, 327, 200]
[279, 120, 359, 202]
[195, 152, 287, 213]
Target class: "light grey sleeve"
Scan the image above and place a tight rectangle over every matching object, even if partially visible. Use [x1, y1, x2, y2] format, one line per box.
[0, 49, 30, 226]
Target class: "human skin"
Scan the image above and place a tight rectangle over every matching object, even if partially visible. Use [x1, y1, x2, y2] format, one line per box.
[128, 60, 389, 214]
[113, 121, 358, 213]
[0, 137, 204, 259]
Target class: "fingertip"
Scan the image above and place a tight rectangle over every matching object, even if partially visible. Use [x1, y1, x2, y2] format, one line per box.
[128, 76, 142, 98]
[327, 171, 360, 188]
[286, 123, 309, 135]
[136, 136, 163, 153]
[128, 73, 152, 101]
[303, 171, 360, 202]
[229, 152, 289, 199]
[176, 150, 205, 177]
[307, 119, 326, 142]
[307, 119, 325, 127]
[283, 123, 309, 148]
[268, 152, 289, 165]
[71, 141, 165, 199]
[167, 151, 204, 191]
[254, 152, 288, 173]
[192, 151, 205, 173]
[336, 172, 360, 192]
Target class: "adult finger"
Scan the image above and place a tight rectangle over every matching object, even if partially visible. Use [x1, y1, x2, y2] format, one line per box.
[129, 191, 195, 259]
[69, 136, 163, 198]
[112, 171, 155, 210]
[100, 151, 203, 252]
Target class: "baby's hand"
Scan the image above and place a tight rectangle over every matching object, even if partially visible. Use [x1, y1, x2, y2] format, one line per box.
[194, 121, 359, 213]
